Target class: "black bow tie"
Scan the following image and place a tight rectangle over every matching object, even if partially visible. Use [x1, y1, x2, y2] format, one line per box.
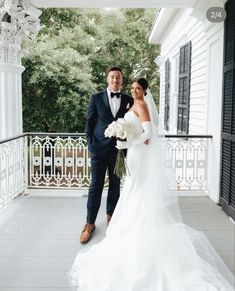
[110, 92, 121, 98]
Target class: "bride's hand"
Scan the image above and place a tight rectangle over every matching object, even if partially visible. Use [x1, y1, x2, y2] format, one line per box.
[116, 141, 131, 149]
[144, 139, 150, 145]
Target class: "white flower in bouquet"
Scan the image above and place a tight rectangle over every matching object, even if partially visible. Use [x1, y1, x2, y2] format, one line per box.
[116, 120, 128, 139]
[104, 121, 117, 138]
[104, 118, 134, 179]
[105, 118, 134, 141]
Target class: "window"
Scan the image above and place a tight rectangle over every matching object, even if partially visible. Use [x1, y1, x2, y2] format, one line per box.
[177, 41, 192, 134]
[164, 59, 170, 131]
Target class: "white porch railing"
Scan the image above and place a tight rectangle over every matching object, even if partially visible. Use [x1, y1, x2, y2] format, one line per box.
[165, 134, 212, 191]
[0, 133, 212, 209]
[0, 134, 28, 209]
[28, 133, 93, 188]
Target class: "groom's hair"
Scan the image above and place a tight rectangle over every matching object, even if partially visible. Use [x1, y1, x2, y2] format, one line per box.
[106, 66, 122, 76]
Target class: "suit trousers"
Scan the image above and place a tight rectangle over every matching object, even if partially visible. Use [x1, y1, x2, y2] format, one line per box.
[86, 148, 120, 224]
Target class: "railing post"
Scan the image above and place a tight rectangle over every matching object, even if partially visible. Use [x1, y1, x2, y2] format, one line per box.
[23, 135, 29, 195]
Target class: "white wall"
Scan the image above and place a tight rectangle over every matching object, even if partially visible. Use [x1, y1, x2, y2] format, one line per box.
[155, 8, 224, 201]
[206, 26, 224, 203]
[189, 21, 207, 134]
[158, 9, 208, 134]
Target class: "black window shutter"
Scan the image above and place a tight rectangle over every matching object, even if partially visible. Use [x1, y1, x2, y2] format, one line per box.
[177, 41, 192, 134]
[220, 0, 235, 220]
[164, 59, 170, 131]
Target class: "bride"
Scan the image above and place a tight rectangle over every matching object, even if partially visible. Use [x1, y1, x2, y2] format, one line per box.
[68, 78, 234, 291]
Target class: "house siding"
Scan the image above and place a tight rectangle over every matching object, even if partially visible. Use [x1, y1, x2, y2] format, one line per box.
[154, 7, 224, 202]
[157, 10, 209, 134]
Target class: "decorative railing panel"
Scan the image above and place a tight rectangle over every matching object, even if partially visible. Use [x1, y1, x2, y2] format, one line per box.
[28, 133, 211, 191]
[0, 133, 212, 209]
[165, 136, 210, 190]
[0, 136, 27, 209]
[28, 134, 95, 188]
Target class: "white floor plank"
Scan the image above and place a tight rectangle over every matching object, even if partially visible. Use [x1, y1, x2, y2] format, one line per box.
[0, 195, 234, 290]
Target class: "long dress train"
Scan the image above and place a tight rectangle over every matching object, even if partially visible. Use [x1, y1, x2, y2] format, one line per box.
[68, 110, 234, 291]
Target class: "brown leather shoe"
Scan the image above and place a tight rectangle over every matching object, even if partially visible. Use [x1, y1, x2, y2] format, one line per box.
[107, 215, 112, 225]
[80, 223, 95, 244]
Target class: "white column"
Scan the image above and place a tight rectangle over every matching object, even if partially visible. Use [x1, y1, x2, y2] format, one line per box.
[0, 0, 41, 140]
[0, 63, 25, 139]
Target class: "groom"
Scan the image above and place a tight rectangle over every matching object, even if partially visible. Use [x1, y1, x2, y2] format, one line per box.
[80, 67, 133, 243]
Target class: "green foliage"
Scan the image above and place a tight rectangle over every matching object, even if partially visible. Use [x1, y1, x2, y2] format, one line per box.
[22, 8, 160, 133]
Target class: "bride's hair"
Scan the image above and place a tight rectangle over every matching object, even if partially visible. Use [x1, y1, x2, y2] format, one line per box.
[132, 78, 149, 95]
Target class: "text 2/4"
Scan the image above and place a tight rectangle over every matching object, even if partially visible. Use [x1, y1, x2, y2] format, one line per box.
[211, 11, 222, 19]
[206, 7, 226, 23]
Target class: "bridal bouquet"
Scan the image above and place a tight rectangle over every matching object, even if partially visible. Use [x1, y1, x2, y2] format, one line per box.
[105, 118, 134, 179]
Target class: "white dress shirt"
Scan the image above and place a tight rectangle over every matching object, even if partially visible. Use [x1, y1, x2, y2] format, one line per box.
[107, 88, 121, 117]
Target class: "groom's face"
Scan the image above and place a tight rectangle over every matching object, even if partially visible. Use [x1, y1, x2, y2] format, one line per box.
[107, 70, 123, 92]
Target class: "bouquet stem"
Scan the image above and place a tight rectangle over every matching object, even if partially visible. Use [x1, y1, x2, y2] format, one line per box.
[114, 149, 130, 179]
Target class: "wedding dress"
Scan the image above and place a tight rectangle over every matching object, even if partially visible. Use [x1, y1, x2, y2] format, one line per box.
[68, 94, 234, 291]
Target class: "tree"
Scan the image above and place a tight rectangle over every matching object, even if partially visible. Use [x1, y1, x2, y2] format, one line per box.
[22, 8, 160, 133]
[89, 9, 160, 98]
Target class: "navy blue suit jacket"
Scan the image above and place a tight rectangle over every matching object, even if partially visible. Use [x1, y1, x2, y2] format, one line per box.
[85, 89, 133, 157]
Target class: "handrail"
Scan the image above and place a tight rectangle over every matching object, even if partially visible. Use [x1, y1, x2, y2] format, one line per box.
[0, 133, 86, 144]
[0, 133, 27, 145]
[165, 134, 213, 138]
[0, 132, 213, 145]
[27, 132, 86, 137]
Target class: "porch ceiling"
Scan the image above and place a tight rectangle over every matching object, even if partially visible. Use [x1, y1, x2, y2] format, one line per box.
[31, 0, 197, 8]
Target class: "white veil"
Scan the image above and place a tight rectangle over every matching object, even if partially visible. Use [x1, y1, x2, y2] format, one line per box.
[144, 88, 159, 135]
[68, 88, 234, 291]
[144, 88, 178, 209]
[143, 88, 234, 288]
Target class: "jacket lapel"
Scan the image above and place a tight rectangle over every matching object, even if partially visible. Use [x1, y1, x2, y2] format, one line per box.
[102, 89, 109, 108]
[115, 93, 126, 118]
[102, 90, 114, 119]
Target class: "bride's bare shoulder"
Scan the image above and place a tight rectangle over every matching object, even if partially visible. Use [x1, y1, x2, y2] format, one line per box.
[135, 100, 148, 111]
[135, 101, 150, 121]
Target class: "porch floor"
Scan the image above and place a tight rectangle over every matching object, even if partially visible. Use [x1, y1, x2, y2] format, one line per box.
[0, 195, 234, 290]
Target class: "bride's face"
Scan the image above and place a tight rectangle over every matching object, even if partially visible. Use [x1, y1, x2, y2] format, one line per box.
[131, 82, 145, 100]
